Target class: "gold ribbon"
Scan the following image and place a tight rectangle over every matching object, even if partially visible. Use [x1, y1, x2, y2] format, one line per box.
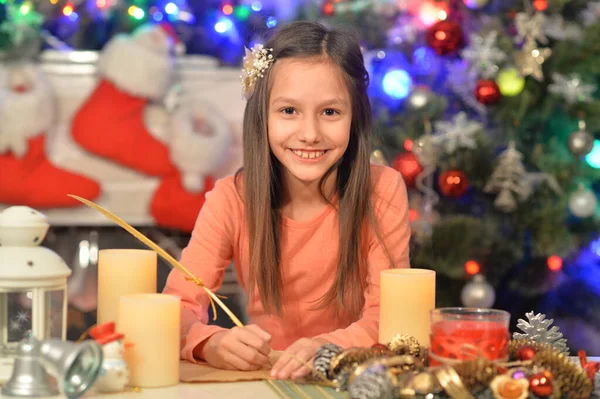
[68, 195, 243, 327]
[432, 366, 474, 399]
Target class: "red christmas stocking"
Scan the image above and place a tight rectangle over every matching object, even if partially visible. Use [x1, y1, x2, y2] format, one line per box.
[0, 135, 101, 208]
[71, 24, 180, 177]
[150, 173, 214, 232]
[0, 65, 101, 208]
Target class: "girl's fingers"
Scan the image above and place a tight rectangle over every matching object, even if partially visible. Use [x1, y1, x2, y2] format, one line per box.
[226, 339, 270, 367]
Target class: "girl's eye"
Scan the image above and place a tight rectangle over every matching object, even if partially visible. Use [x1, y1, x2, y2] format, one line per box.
[282, 107, 296, 115]
[323, 109, 339, 116]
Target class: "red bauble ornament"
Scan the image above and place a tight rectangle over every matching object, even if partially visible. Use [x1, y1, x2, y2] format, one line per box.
[392, 152, 423, 188]
[475, 80, 501, 105]
[529, 370, 554, 397]
[438, 170, 469, 197]
[371, 343, 389, 351]
[516, 345, 536, 361]
[322, 1, 335, 15]
[426, 21, 464, 56]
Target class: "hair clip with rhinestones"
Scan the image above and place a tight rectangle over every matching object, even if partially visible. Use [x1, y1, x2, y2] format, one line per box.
[240, 44, 274, 100]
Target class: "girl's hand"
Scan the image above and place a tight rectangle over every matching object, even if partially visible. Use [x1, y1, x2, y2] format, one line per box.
[202, 325, 272, 371]
[271, 337, 330, 380]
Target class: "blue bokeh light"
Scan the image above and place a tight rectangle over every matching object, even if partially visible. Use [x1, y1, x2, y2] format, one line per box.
[266, 16, 277, 28]
[382, 69, 413, 100]
[585, 140, 600, 169]
[251, 1, 262, 11]
[152, 11, 164, 21]
[214, 17, 233, 33]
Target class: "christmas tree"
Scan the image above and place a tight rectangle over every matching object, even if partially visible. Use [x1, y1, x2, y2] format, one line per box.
[3, 0, 600, 353]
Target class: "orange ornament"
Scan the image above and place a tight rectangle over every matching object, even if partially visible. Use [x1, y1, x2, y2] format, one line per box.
[438, 169, 469, 197]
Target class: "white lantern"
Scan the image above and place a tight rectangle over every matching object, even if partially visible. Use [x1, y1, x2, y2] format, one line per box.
[0, 206, 71, 382]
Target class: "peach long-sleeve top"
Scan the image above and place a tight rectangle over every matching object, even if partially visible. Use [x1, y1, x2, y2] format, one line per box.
[163, 164, 411, 362]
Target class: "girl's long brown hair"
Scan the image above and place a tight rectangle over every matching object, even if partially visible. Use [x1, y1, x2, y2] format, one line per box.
[238, 21, 389, 316]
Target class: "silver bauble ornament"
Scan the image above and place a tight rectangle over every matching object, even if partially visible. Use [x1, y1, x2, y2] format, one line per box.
[460, 274, 495, 308]
[567, 121, 594, 157]
[406, 87, 435, 111]
[463, 0, 489, 9]
[568, 185, 597, 218]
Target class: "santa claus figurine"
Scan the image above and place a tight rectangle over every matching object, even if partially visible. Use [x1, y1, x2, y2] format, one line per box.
[89, 322, 130, 393]
[0, 63, 101, 207]
[150, 100, 231, 231]
[71, 22, 183, 177]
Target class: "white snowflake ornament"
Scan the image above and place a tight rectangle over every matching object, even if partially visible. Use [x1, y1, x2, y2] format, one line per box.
[581, 2, 600, 26]
[460, 31, 507, 78]
[15, 311, 29, 323]
[514, 12, 548, 44]
[543, 15, 582, 41]
[548, 73, 597, 104]
[9, 319, 21, 332]
[432, 112, 483, 154]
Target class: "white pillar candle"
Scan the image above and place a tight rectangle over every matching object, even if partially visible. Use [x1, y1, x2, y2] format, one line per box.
[379, 268, 436, 347]
[118, 294, 180, 388]
[97, 249, 157, 326]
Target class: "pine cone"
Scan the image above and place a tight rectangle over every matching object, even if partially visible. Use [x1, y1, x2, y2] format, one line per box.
[508, 339, 556, 359]
[347, 366, 395, 399]
[533, 348, 593, 399]
[330, 347, 392, 380]
[512, 311, 569, 355]
[388, 334, 421, 357]
[453, 358, 500, 392]
[313, 344, 343, 379]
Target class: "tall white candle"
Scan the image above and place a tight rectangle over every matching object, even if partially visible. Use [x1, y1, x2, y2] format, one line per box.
[118, 294, 180, 388]
[379, 268, 436, 347]
[97, 249, 157, 326]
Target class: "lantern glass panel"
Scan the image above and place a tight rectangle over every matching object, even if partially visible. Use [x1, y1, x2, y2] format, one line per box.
[45, 289, 65, 339]
[2, 291, 33, 356]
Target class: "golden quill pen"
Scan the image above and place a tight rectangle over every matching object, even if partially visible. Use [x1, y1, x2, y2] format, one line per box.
[69, 195, 325, 376]
[68, 194, 243, 327]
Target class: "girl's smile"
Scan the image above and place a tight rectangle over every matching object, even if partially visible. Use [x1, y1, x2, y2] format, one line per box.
[289, 148, 329, 162]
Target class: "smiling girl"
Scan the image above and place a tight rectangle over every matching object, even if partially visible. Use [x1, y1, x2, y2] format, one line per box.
[163, 20, 411, 380]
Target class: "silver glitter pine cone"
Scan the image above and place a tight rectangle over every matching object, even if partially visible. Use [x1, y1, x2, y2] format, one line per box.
[513, 311, 570, 355]
[312, 344, 343, 379]
[347, 364, 394, 399]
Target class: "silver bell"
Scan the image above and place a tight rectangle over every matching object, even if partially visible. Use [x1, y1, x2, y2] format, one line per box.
[1, 334, 57, 397]
[2, 334, 103, 399]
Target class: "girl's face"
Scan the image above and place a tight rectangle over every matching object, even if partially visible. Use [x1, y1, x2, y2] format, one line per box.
[268, 58, 352, 187]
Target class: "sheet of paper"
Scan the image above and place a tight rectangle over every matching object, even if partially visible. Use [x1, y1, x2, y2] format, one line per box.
[179, 351, 282, 383]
